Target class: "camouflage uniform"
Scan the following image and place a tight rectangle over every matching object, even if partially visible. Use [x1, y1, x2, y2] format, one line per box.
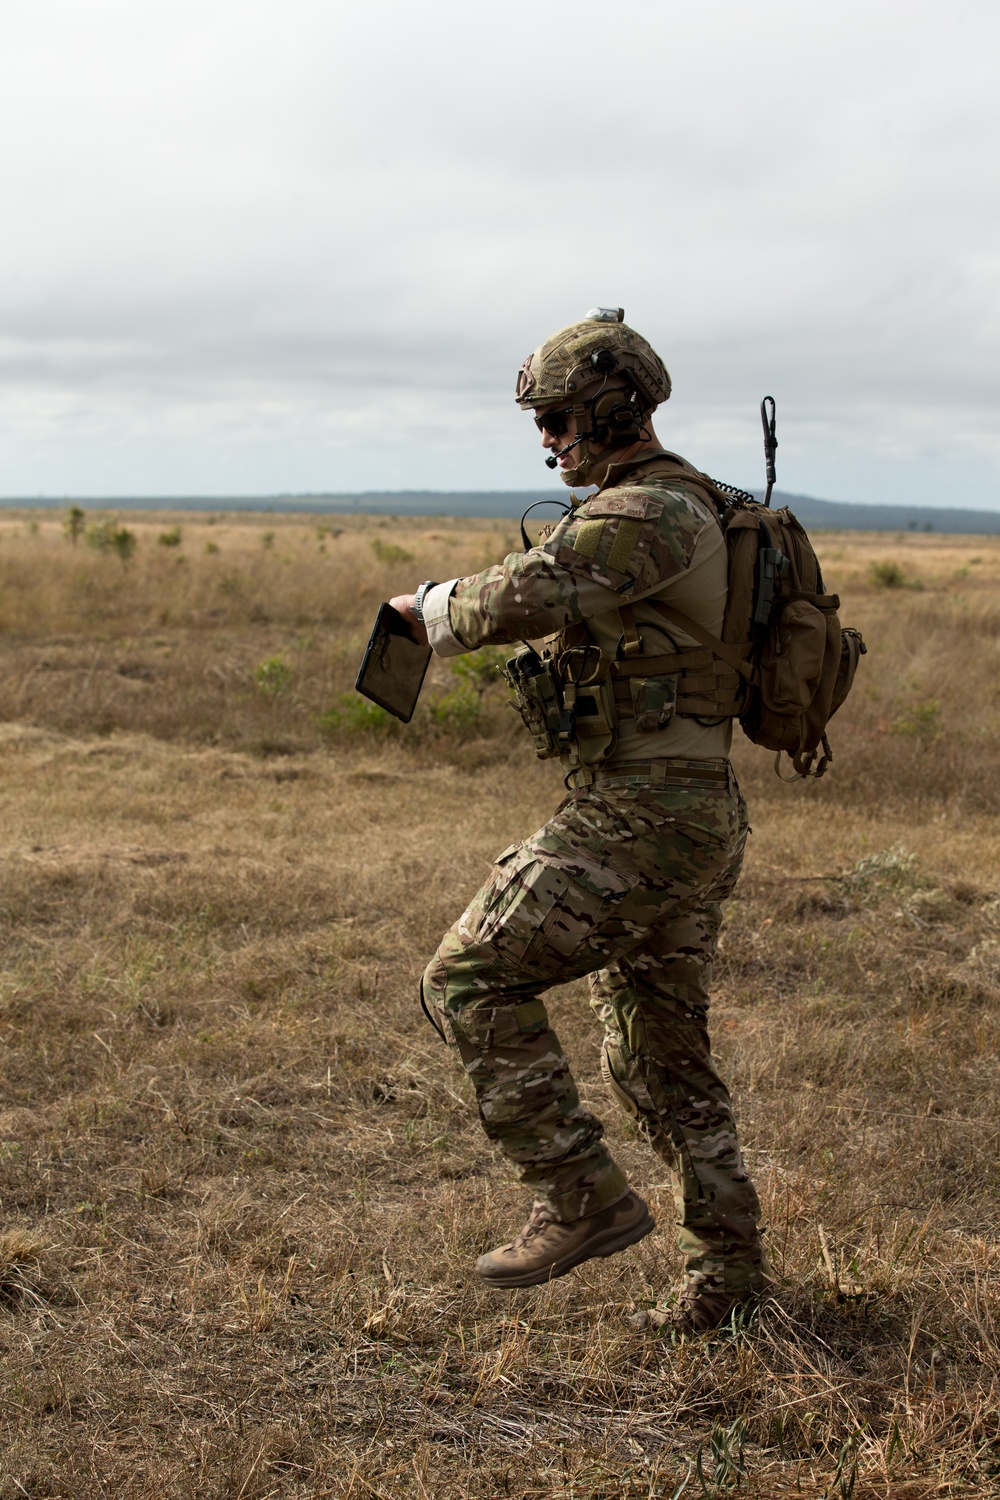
[421, 451, 765, 1295]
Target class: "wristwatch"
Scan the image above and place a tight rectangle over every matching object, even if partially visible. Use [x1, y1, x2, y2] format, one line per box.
[413, 580, 438, 624]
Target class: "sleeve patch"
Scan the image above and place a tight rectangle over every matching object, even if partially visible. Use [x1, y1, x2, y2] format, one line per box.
[583, 491, 665, 522]
[572, 518, 605, 559]
[606, 517, 644, 575]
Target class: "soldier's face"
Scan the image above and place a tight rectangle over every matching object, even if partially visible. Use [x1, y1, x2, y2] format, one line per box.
[534, 404, 581, 472]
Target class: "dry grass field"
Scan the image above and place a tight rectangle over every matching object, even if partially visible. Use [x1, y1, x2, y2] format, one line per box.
[1, 509, 999, 1498]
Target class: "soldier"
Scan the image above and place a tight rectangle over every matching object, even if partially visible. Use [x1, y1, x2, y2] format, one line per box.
[390, 309, 769, 1334]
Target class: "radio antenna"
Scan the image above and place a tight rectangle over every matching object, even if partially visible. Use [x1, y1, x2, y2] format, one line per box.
[761, 396, 777, 508]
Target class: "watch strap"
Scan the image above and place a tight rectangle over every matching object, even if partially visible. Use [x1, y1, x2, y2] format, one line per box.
[413, 580, 438, 624]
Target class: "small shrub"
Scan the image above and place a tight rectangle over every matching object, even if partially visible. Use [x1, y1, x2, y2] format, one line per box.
[205, 541, 220, 555]
[318, 693, 398, 739]
[429, 686, 481, 735]
[449, 646, 508, 693]
[425, 648, 508, 737]
[254, 655, 293, 697]
[85, 521, 137, 567]
[62, 506, 86, 545]
[869, 560, 907, 589]
[847, 844, 918, 897]
[261, 531, 275, 550]
[113, 529, 137, 568]
[84, 521, 112, 552]
[891, 699, 942, 742]
[370, 538, 414, 565]
[157, 526, 182, 548]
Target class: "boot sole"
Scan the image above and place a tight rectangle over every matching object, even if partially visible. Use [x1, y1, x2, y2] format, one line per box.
[477, 1207, 655, 1289]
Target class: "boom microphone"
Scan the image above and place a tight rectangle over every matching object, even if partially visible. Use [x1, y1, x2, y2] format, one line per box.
[544, 433, 586, 469]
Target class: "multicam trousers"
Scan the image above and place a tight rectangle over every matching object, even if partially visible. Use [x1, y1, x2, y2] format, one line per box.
[422, 761, 764, 1292]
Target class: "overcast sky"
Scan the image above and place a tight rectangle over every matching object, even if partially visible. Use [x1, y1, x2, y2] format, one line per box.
[1, 0, 997, 506]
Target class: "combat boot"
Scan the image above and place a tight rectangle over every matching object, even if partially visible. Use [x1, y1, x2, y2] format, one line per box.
[475, 1191, 654, 1288]
[650, 1281, 769, 1335]
[632, 1264, 774, 1336]
[631, 1228, 775, 1336]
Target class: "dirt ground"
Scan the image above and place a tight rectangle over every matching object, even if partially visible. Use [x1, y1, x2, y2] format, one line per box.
[0, 512, 998, 1497]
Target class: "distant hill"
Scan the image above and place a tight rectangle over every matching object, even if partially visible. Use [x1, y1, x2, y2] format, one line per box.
[4, 488, 1000, 533]
[766, 490, 1000, 535]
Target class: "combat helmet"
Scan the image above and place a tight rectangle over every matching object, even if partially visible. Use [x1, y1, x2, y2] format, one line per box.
[515, 308, 671, 486]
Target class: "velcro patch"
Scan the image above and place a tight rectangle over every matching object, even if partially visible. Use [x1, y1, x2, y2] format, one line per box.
[607, 518, 644, 574]
[572, 518, 605, 558]
[514, 999, 548, 1032]
[583, 491, 665, 522]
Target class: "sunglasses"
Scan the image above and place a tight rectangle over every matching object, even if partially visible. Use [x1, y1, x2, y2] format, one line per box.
[533, 406, 574, 437]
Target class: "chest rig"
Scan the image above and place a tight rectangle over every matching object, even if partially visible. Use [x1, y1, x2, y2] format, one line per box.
[502, 460, 746, 768]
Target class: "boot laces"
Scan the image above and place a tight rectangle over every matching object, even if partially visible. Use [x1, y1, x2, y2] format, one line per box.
[511, 1201, 557, 1249]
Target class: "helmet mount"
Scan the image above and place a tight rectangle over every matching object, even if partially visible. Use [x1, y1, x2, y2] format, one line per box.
[590, 347, 618, 376]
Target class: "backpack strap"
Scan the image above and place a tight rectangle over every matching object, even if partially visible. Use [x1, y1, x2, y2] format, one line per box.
[607, 604, 750, 723]
[645, 600, 755, 681]
[616, 601, 644, 658]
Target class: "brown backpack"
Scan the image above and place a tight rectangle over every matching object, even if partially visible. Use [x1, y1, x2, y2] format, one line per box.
[653, 483, 866, 778]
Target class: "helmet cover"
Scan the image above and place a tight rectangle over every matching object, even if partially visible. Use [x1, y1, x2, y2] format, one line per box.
[515, 309, 671, 412]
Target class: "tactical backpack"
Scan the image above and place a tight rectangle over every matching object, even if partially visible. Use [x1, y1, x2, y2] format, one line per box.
[646, 401, 866, 777]
[646, 491, 862, 777]
[506, 399, 866, 778]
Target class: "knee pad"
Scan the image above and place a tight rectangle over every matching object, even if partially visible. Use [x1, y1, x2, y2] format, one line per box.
[419, 973, 448, 1045]
[601, 1041, 680, 1169]
[600, 1041, 647, 1120]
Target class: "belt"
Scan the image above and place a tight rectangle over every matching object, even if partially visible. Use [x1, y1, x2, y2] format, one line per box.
[567, 757, 733, 791]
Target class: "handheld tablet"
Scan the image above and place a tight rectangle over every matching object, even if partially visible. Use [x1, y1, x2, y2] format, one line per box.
[355, 602, 432, 722]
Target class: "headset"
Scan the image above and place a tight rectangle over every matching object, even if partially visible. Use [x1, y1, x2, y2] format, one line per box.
[587, 347, 649, 447]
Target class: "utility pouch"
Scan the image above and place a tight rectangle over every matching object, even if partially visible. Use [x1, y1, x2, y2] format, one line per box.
[829, 627, 867, 718]
[501, 647, 563, 759]
[558, 647, 615, 740]
[762, 599, 829, 716]
[629, 675, 678, 733]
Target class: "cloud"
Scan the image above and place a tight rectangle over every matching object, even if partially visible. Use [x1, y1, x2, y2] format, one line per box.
[0, 0, 996, 503]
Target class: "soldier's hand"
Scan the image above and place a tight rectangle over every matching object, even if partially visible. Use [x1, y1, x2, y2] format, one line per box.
[389, 594, 429, 647]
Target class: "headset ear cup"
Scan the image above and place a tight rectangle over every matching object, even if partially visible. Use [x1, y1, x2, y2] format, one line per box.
[592, 391, 643, 446]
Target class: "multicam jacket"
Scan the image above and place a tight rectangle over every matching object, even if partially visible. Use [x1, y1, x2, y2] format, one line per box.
[422, 450, 733, 764]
